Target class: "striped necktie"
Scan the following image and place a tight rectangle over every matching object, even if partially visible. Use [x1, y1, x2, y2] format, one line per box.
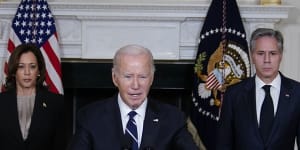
[125, 111, 138, 150]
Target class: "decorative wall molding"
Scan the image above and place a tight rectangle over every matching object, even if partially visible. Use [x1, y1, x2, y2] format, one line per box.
[0, 2, 292, 60]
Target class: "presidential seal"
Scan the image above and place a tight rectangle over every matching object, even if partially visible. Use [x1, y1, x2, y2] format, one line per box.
[194, 40, 250, 121]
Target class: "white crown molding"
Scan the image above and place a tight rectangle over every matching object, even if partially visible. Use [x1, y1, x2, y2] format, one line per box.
[0, 2, 292, 60]
[0, 2, 291, 20]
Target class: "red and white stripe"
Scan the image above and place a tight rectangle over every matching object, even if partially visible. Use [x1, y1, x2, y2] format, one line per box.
[206, 72, 222, 90]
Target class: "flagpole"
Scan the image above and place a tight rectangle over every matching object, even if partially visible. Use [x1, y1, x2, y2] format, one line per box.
[260, 0, 281, 5]
[219, 0, 227, 118]
[32, 0, 37, 43]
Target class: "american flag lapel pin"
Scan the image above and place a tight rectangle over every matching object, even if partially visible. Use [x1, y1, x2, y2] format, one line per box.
[285, 93, 290, 98]
[42, 102, 47, 108]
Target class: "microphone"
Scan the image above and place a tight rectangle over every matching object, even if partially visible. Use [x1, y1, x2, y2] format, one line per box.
[121, 134, 132, 150]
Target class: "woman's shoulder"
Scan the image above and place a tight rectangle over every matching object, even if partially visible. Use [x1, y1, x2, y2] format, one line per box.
[37, 89, 63, 98]
[36, 89, 64, 106]
[0, 89, 15, 97]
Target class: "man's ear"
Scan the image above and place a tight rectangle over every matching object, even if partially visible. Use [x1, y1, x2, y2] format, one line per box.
[112, 71, 118, 87]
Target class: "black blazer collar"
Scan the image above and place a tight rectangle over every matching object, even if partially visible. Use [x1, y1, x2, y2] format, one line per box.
[140, 99, 160, 150]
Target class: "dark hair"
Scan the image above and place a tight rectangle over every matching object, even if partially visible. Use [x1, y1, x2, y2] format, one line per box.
[5, 43, 46, 91]
[250, 28, 284, 53]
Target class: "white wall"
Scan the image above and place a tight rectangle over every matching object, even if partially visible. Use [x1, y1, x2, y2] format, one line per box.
[277, 0, 300, 82]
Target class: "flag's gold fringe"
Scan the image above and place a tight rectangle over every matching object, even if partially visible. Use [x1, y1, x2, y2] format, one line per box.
[260, 0, 281, 5]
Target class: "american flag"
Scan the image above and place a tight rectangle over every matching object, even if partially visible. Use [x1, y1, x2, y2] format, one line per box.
[206, 69, 223, 90]
[2, 0, 63, 94]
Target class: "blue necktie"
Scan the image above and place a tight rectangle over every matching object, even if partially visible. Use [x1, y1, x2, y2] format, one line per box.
[260, 85, 274, 143]
[125, 111, 138, 150]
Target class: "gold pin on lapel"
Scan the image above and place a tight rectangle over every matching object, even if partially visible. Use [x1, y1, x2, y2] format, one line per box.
[43, 102, 47, 108]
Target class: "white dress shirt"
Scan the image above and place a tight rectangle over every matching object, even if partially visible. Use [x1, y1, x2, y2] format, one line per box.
[255, 74, 281, 125]
[118, 94, 147, 148]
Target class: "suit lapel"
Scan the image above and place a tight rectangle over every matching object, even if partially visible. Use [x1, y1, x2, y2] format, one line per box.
[6, 91, 25, 142]
[140, 100, 160, 149]
[107, 96, 125, 148]
[244, 78, 263, 143]
[267, 75, 293, 145]
[27, 91, 44, 140]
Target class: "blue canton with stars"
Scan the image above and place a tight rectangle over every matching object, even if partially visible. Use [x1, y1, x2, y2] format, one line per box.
[12, 0, 56, 48]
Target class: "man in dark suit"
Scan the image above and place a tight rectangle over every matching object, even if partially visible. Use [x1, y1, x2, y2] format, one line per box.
[216, 28, 300, 150]
[69, 44, 199, 150]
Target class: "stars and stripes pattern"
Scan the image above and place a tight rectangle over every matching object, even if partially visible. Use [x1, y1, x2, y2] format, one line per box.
[2, 0, 63, 94]
[206, 69, 223, 90]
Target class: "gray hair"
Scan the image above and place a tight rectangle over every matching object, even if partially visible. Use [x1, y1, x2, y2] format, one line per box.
[250, 28, 284, 53]
[112, 44, 155, 74]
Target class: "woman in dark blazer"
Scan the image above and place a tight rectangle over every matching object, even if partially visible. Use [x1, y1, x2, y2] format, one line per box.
[0, 44, 66, 150]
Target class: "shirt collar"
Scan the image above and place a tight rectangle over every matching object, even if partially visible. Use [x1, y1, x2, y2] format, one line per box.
[255, 73, 281, 89]
[117, 93, 147, 119]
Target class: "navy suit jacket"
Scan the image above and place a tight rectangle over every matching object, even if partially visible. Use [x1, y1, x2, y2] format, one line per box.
[0, 89, 66, 150]
[216, 74, 300, 150]
[69, 95, 198, 150]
